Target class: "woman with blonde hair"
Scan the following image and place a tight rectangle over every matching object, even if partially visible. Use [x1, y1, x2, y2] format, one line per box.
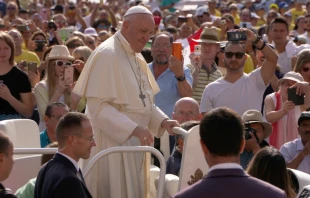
[0, 31, 33, 120]
[34, 45, 86, 130]
[247, 147, 296, 198]
[294, 49, 310, 83]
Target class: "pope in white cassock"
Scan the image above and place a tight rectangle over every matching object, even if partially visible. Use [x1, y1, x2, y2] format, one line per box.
[73, 5, 179, 198]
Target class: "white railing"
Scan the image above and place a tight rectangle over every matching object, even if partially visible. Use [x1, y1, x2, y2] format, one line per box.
[83, 146, 166, 198]
[172, 127, 188, 136]
[14, 148, 58, 154]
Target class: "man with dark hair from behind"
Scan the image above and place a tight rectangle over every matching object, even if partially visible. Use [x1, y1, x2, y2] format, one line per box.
[35, 112, 95, 198]
[15, 142, 59, 198]
[0, 131, 16, 198]
[173, 107, 286, 198]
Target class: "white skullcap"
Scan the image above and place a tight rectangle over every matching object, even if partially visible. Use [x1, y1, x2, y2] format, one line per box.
[124, 6, 152, 17]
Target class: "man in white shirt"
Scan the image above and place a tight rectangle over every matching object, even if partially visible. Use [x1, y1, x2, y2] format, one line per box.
[174, 107, 286, 198]
[270, 17, 297, 73]
[280, 111, 310, 175]
[200, 29, 278, 116]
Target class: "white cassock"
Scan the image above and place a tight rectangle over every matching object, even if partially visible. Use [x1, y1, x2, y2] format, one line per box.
[73, 31, 168, 198]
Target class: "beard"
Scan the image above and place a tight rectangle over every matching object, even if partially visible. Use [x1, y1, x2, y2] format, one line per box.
[224, 59, 244, 71]
[155, 54, 169, 65]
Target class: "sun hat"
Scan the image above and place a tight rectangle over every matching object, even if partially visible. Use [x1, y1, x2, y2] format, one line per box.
[46, 45, 75, 62]
[192, 27, 221, 43]
[278, 71, 304, 85]
[242, 109, 272, 139]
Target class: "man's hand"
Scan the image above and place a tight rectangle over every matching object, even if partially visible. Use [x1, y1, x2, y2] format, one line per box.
[169, 55, 184, 77]
[245, 133, 260, 154]
[236, 28, 257, 43]
[161, 119, 179, 135]
[290, 81, 310, 95]
[132, 126, 154, 146]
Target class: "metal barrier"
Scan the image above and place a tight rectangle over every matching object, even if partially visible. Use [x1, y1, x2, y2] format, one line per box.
[83, 146, 166, 198]
[14, 148, 58, 154]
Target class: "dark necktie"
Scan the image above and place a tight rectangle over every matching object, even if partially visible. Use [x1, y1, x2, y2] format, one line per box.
[77, 168, 86, 185]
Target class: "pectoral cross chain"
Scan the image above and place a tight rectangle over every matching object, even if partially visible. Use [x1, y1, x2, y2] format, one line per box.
[139, 90, 146, 107]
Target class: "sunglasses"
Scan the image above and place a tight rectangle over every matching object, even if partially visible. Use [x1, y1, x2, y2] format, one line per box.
[55, 60, 72, 67]
[67, 43, 83, 49]
[225, 52, 245, 59]
[302, 67, 310, 72]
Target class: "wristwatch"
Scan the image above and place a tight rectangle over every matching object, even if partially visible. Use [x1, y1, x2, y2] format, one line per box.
[176, 75, 186, 82]
[253, 34, 261, 45]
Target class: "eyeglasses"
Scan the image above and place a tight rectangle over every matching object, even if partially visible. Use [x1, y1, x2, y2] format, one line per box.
[302, 67, 310, 72]
[55, 60, 72, 67]
[152, 44, 172, 49]
[225, 52, 245, 59]
[67, 43, 83, 49]
[70, 134, 95, 143]
[175, 111, 198, 117]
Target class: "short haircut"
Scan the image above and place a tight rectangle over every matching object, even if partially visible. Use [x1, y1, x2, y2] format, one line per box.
[56, 112, 89, 146]
[151, 32, 173, 45]
[0, 31, 15, 65]
[200, 107, 244, 156]
[41, 142, 58, 165]
[166, 26, 178, 34]
[225, 41, 246, 53]
[270, 17, 289, 32]
[0, 131, 12, 156]
[45, 102, 68, 117]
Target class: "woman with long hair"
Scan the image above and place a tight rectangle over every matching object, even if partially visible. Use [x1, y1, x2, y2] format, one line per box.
[0, 31, 33, 120]
[247, 147, 296, 198]
[290, 16, 305, 36]
[34, 45, 86, 130]
[294, 49, 310, 83]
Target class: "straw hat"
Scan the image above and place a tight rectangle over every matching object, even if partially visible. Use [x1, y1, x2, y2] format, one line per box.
[46, 45, 75, 62]
[192, 27, 221, 44]
[242, 110, 272, 139]
[278, 71, 304, 85]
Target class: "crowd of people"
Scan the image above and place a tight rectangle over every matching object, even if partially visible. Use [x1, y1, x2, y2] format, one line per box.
[0, 0, 309, 197]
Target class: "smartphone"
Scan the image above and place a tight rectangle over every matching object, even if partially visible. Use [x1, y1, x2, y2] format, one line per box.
[194, 45, 201, 56]
[64, 66, 74, 85]
[27, 62, 37, 73]
[227, 31, 247, 41]
[35, 40, 45, 52]
[172, 42, 183, 61]
[16, 25, 29, 32]
[288, 87, 305, 105]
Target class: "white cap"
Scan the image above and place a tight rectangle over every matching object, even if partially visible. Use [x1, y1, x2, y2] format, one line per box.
[195, 6, 209, 17]
[84, 27, 98, 37]
[251, 12, 260, 19]
[124, 6, 152, 17]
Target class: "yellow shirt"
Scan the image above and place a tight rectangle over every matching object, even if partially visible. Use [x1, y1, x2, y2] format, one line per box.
[214, 9, 221, 17]
[15, 50, 41, 66]
[233, 14, 240, 26]
[290, 8, 307, 24]
[257, 18, 266, 27]
[244, 54, 254, 74]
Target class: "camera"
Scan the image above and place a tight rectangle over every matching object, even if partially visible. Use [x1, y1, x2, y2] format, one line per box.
[48, 21, 57, 30]
[227, 31, 247, 41]
[245, 123, 259, 142]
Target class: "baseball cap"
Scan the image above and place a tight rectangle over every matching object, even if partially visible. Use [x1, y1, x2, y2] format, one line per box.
[84, 27, 98, 37]
[251, 12, 260, 19]
[270, 3, 279, 10]
[298, 111, 310, 126]
[279, 2, 289, 9]
[195, 6, 209, 17]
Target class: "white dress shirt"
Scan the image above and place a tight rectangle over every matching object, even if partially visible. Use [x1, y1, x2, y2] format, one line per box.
[57, 152, 79, 172]
[208, 163, 243, 172]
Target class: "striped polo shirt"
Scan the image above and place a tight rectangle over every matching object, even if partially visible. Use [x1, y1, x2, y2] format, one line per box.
[193, 63, 222, 104]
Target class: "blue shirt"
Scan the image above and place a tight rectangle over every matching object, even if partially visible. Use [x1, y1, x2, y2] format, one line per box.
[148, 63, 193, 118]
[40, 129, 51, 148]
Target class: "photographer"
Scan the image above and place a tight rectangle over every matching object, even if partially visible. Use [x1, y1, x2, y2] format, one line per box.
[240, 109, 272, 169]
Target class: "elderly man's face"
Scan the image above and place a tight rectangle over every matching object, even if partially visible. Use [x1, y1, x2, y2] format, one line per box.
[299, 120, 310, 144]
[173, 100, 200, 124]
[151, 34, 172, 65]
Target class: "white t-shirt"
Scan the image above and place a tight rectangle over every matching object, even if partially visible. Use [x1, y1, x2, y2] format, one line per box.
[302, 33, 310, 45]
[277, 40, 297, 74]
[200, 68, 267, 116]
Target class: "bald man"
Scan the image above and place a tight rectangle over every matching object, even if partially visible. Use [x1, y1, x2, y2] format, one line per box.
[172, 97, 202, 124]
[73, 6, 178, 198]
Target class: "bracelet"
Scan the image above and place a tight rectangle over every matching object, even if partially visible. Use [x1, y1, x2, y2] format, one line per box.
[256, 41, 266, 51]
[252, 34, 261, 45]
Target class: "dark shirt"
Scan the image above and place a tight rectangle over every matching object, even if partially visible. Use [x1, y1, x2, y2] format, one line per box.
[166, 150, 182, 176]
[0, 183, 17, 198]
[0, 67, 31, 118]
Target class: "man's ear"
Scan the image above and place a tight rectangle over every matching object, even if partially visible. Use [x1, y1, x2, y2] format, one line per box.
[200, 139, 209, 156]
[122, 20, 130, 31]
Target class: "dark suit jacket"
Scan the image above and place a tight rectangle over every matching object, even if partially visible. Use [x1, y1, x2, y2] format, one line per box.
[166, 151, 182, 176]
[34, 153, 92, 198]
[174, 168, 287, 198]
